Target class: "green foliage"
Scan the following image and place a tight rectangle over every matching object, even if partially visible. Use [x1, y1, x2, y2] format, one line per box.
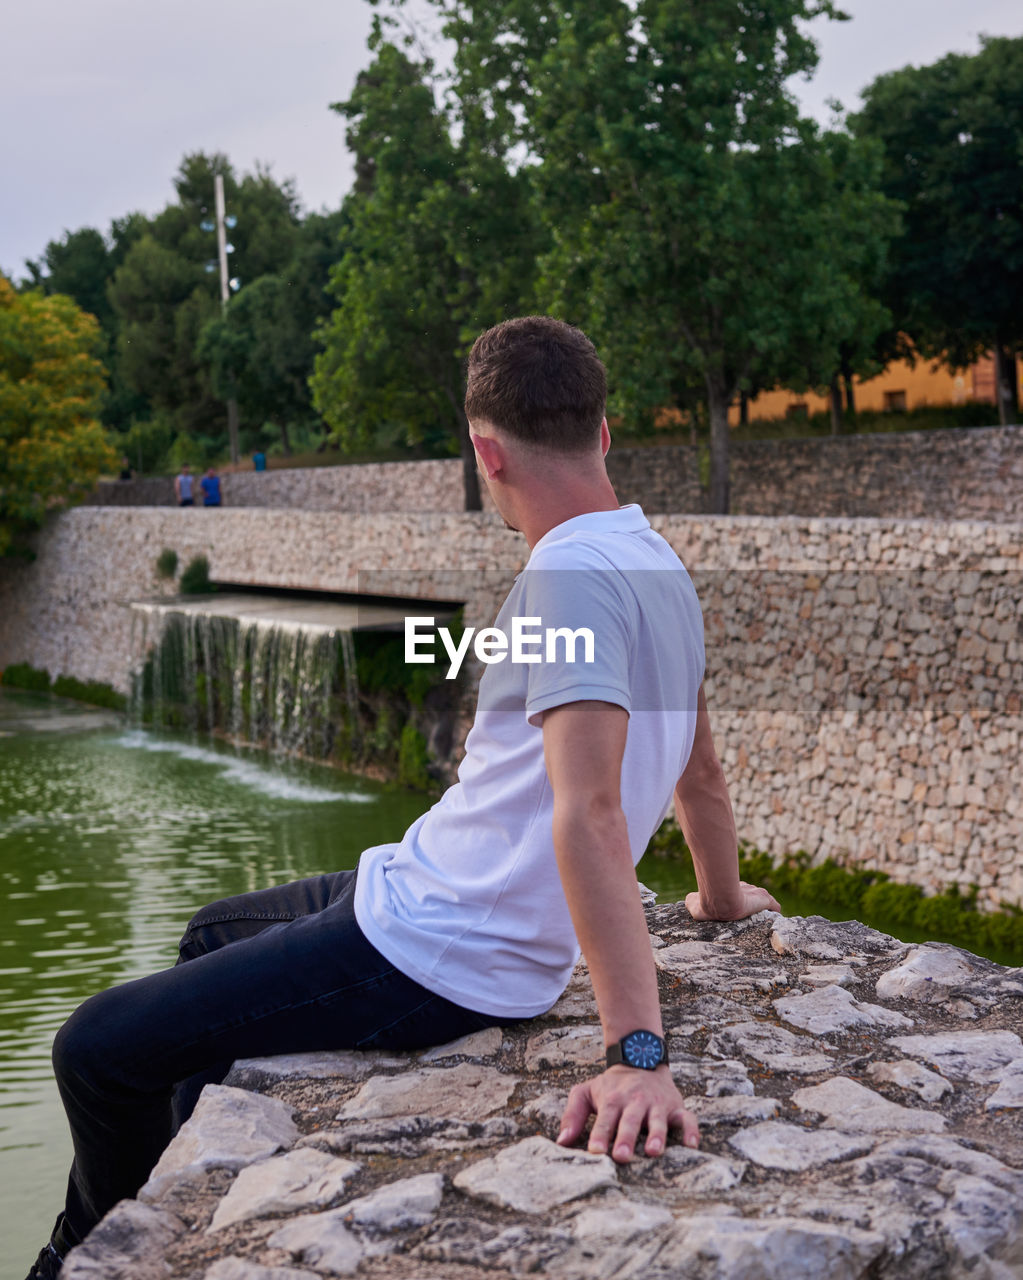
[0, 664, 126, 711]
[650, 821, 1023, 962]
[156, 548, 179, 579]
[397, 722, 432, 791]
[0, 276, 118, 554]
[1, 662, 51, 691]
[198, 210, 345, 457]
[106, 153, 306, 454]
[426, 0, 897, 510]
[119, 412, 179, 474]
[311, 38, 544, 508]
[854, 36, 1023, 418]
[51, 675, 127, 711]
[179, 554, 214, 594]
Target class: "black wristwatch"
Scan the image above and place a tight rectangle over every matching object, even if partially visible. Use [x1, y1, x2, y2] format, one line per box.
[605, 1029, 667, 1071]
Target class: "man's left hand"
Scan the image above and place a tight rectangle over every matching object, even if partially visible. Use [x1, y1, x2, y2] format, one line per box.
[557, 1064, 698, 1163]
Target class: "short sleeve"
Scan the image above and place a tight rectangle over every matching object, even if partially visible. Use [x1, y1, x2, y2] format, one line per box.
[516, 547, 635, 727]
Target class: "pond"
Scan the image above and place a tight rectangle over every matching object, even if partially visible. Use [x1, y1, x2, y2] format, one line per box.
[0, 689, 431, 1277]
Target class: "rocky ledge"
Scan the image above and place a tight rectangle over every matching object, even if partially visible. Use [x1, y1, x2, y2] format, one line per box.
[62, 906, 1023, 1280]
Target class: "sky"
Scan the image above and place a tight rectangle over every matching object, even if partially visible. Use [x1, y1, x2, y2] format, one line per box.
[2, 0, 1021, 278]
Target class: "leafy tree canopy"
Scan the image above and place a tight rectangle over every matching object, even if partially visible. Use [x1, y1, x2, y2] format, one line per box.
[418, 0, 897, 509]
[311, 35, 544, 508]
[854, 35, 1023, 421]
[0, 276, 116, 554]
[108, 153, 306, 452]
[198, 211, 347, 455]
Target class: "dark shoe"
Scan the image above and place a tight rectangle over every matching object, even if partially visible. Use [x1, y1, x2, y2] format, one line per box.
[25, 1217, 77, 1280]
[24, 1241, 63, 1280]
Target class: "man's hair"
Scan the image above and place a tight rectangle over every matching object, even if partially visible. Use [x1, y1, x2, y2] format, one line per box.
[465, 316, 607, 453]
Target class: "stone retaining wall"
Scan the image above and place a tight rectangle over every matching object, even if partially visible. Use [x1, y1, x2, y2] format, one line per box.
[89, 424, 1023, 520]
[60, 905, 1023, 1280]
[1, 509, 1020, 906]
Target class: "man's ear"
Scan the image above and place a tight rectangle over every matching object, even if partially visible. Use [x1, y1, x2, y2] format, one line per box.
[600, 417, 611, 458]
[470, 430, 504, 480]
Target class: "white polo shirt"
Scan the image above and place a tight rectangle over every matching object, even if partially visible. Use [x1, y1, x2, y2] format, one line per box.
[353, 504, 705, 1017]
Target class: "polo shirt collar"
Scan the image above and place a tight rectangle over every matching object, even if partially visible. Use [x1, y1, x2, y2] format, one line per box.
[530, 504, 649, 556]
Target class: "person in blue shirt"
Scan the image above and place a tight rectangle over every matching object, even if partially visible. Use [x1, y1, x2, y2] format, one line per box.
[200, 467, 223, 508]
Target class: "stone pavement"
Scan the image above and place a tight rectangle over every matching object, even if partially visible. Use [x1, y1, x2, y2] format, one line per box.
[61, 904, 1023, 1279]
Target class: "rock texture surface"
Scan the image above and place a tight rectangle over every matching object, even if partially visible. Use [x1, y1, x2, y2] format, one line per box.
[62, 905, 1023, 1279]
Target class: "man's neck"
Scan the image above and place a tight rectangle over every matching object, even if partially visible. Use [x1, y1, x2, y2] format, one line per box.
[517, 476, 621, 549]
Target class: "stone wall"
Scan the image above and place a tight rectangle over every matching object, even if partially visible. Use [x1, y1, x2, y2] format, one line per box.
[91, 459, 479, 513]
[61, 906, 1023, 1280]
[1, 508, 1020, 906]
[89, 424, 1023, 520]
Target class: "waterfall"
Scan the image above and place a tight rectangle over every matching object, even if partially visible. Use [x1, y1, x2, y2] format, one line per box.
[129, 605, 353, 763]
[127, 592, 462, 785]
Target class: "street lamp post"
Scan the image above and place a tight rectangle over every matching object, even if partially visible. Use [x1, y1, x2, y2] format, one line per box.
[214, 172, 241, 464]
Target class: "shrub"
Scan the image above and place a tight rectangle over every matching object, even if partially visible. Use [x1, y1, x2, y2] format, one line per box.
[397, 723, 431, 791]
[647, 818, 1022, 963]
[52, 675, 127, 711]
[155, 548, 178, 579]
[0, 662, 51, 691]
[179, 554, 214, 594]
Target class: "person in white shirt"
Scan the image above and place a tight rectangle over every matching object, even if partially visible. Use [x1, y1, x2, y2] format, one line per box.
[27, 316, 778, 1280]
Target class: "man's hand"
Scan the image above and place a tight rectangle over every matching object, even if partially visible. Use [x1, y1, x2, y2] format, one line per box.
[685, 881, 780, 922]
[557, 1064, 698, 1163]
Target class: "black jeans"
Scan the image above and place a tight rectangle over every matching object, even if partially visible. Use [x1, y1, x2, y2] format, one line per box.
[52, 870, 506, 1242]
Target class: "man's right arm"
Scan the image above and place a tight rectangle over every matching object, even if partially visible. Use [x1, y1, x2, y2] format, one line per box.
[674, 686, 780, 921]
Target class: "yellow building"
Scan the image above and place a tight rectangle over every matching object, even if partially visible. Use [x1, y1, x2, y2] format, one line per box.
[729, 351, 1022, 425]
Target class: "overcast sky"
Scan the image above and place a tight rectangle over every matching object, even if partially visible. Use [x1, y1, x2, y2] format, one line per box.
[3, 0, 1020, 278]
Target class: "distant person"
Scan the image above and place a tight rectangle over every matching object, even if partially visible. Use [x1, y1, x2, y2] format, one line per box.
[200, 467, 223, 508]
[252, 450, 267, 472]
[173, 464, 194, 507]
[118, 456, 134, 482]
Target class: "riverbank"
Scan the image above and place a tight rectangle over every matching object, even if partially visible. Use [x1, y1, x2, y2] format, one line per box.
[62, 900, 1023, 1279]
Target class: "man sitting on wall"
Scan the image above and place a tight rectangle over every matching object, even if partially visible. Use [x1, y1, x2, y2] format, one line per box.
[26, 316, 778, 1279]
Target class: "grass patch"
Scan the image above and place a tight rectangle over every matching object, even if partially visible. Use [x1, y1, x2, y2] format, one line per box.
[1, 664, 126, 711]
[1, 662, 52, 692]
[51, 675, 127, 712]
[648, 821, 1023, 964]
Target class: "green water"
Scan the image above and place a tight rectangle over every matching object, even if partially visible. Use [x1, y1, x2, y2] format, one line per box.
[0, 689, 430, 1277]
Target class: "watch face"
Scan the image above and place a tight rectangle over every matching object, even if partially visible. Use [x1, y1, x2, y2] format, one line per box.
[622, 1030, 664, 1069]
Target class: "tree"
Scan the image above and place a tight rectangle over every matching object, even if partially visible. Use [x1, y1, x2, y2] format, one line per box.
[0, 276, 116, 554]
[424, 0, 895, 510]
[771, 130, 896, 434]
[311, 36, 543, 509]
[23, 216, 150, 435]
[24, 228, 116, 332]
[854, 36, 1023, 424]
[198, 214, 344, 456]
[108, 153, 304, 454]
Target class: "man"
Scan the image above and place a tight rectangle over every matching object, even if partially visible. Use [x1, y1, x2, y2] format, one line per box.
[200, 466, 223, 508]
[26, 317, 777, 1279]
[173, 463, 194, 507]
